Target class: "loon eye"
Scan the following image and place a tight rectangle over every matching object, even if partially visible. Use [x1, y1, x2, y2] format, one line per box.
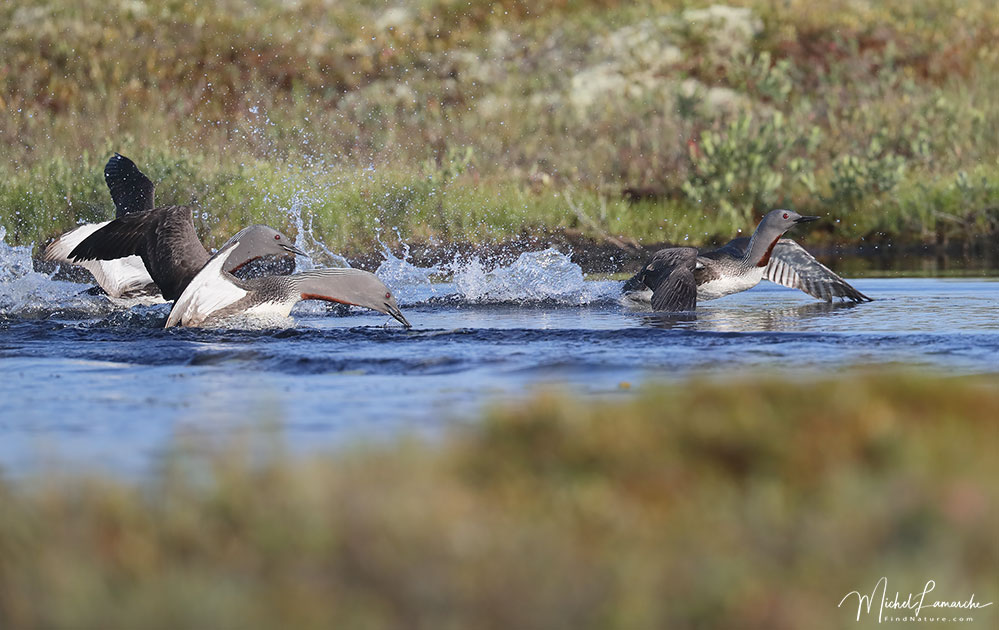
[782, 213, 789, 219]
[385, 292, 391, 299]
[274, 234, 281, 240]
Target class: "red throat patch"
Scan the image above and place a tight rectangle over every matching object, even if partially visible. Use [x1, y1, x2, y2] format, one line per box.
[756, 237, 780, 267]
[300, 293, 358, 307]
[228, 256, 261, 274]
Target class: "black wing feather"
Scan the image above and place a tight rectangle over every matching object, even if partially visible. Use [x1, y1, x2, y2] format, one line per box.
[105, 153, 155, 217]
[651, 265, 697, 311]
[68, 210, 154, 262]
[69, 205, 210, 302]
[630, 247, 699, 312]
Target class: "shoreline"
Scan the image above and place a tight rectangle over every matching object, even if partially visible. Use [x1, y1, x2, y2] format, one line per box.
[32, 231, 999, 284]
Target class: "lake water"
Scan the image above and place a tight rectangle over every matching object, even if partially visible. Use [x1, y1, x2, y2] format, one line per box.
[2, 233, 998, 474]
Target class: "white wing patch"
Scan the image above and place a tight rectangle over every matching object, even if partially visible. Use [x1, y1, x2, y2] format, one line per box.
[43, 222, 109, 261]
[44, 222, 158, 299]
[165, 247, 246, 328]
[84, 257, 157, 299]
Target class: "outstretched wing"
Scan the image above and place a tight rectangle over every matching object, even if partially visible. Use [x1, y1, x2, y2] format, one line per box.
[44, 222, 110, 262]
[105, 153, 155, 217]
[43, 221, 156, 297]
[68, 210, 154, 262]
[70, 205, 210, 301]
[765, 239, 871, 302]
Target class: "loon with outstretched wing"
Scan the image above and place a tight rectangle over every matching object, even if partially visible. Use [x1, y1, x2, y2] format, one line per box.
[622, 209, 870, 311]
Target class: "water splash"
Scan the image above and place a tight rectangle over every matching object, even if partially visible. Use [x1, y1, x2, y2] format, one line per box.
[0, 227, 34, 285]
[0, 227, 109, 318]
[450, 248, 612, 305]
[371, 245, 620, 306]
[373, 231, 445, 304]
[200, 313, 296, 331]
[240, 161, 620, 308]
[285, 194, 352, 272]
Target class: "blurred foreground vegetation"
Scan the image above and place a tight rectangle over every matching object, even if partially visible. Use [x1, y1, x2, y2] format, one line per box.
[1, 0, 999, 258]
[0, 373, 996, 629]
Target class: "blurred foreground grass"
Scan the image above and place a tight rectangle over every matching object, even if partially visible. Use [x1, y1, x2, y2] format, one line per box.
[1, 373, 996, 629]
[2, 0, 999, 256]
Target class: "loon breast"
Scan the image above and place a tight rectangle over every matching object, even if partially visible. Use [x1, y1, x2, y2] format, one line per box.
[696, 266, 765, 301]
[241, 297, 298, 319]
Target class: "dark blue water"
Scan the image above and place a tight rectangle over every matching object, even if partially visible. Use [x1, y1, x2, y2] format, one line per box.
[2, 237, 998, 474]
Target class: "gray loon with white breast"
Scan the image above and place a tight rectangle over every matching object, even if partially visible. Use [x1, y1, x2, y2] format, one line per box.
[165, 226, 411, 329]
[622, 209, 871, 311]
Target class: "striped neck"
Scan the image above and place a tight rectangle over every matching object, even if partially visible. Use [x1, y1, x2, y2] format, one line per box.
[741, 226, 782, 268]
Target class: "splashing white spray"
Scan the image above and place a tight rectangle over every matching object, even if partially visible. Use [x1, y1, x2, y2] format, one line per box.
[450, 249, 607, 305]
[371, 242, 619, 306]
[0, 227, 108, 317]
[283, 192, 351, 272]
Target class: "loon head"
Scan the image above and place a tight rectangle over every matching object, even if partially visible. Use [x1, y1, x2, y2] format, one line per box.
[751, 210, 820, 267]
[759, 209, 820, 233]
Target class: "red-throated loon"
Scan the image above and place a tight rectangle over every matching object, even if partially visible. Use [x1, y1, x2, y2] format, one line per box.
[165, 226, 410, 329]
[622, 209, 871, 311]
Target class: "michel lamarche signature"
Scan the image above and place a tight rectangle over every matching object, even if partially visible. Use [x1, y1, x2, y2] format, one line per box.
[839, 577, 993, 622]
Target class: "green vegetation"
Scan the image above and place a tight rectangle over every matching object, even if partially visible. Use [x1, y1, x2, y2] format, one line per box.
[2, 0, 998, 257]
[0, 373, 996, 628]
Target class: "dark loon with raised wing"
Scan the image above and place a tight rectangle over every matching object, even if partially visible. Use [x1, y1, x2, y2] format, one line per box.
[43, 153, 161, 300]
[66, 161, 304, 302]
[49, 153, 298, 303]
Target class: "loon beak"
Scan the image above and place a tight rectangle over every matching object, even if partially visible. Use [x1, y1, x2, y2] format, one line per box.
[795, 215, 820, 224]
[386, 304, 412, 329]
[281, 243, 309, 257]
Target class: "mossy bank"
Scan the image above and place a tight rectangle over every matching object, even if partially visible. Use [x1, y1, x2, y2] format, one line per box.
[2, 1, 998, 264]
